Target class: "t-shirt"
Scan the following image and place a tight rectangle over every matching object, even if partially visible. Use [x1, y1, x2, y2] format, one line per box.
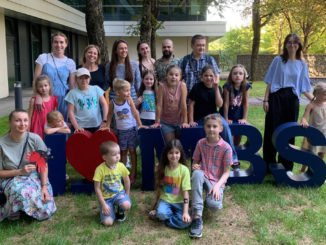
[189, 82, 222, 122]
[93, 162, 130, 199]
[160, 164, 191, 204]
[0, 133, 47, 171]
[139, 90, 156, 120]
[65, 85, 104, 128]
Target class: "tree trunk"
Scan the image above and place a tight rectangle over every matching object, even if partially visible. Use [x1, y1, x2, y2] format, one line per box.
[150, 0, 159, 59]
[251, 0, 261, 82]
[140, 0, 152, 43]
[85, 0, 109, 65]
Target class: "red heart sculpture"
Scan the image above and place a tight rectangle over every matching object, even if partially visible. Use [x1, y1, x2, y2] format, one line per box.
[66, 130, 118, 181]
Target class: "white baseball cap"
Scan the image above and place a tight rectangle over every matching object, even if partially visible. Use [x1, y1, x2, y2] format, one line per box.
[76, 68, 91, 78]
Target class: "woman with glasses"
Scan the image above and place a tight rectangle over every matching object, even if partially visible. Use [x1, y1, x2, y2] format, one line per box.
[262, 33, 314, 171]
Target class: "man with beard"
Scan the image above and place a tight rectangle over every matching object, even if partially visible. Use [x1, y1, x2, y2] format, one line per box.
[154, 39, 180, 83]
[179, 34, 220, 94]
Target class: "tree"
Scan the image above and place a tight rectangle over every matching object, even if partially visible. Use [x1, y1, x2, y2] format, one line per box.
[85, 0, 109, 65]
[278, 0, 326, 54]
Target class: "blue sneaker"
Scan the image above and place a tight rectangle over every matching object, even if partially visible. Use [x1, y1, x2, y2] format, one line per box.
[189, 217, 203, 238]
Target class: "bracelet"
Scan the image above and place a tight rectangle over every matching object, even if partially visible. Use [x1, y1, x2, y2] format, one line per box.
[41, 184, 47, 187]
[184, 198, 189, 204]
[263, 100, 268, 102]
[102, 120, 107, 123]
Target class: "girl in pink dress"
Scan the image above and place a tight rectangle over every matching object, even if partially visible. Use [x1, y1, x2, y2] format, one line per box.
[28, 75, 58, 139]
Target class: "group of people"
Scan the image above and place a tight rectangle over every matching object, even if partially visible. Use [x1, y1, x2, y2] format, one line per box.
[0, 31, 326, 239]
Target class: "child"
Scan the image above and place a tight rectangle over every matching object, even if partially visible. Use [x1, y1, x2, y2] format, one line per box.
[135, 70, 157, 126]
[221, 64, 251, 146]
[93, 141, 131, 226]
[65, 68, 108, 133]
[300, 82, 326, 173]
[106, 79, 147, 183]
[44, 110, 71, 135]
[188, 65, 239, 168]
[149, 139, 191, 229]
[152, 65, 189, 142]
[190, 114, 232, 238]
[29, 74, 58, 139]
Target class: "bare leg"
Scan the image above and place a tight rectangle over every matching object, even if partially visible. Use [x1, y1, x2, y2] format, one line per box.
[120, 150, 128, 165]
[129, 148, 137, 182]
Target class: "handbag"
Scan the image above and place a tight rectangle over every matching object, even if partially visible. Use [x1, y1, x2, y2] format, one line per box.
[0, 133, 29, 207]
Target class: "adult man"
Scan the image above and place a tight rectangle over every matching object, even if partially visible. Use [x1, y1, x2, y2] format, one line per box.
[154, 39, 180, 83]
[179, 34, 220, 93]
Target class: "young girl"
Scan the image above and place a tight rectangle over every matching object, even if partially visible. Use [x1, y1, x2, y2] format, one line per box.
[152, 65, 189, 142]
[65, 68, 108, 133]
[188, 65, 239, 168]
[149, 139, 191, 229]
[29, 75, 58, 139]
[44, 110, 71, 135]
[300, 82, 326, 173]
[221, 64, 251, 146]
[135, 70, 157, 126]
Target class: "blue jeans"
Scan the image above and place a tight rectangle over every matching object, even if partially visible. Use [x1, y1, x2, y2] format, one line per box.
[197, 115, 238, 163]
[191, 170, 224, 217]
[156, 200, 190, 229]
[100, 190, 131, 223]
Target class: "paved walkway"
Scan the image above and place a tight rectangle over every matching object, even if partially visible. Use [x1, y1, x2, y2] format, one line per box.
[0, 88, 311, 118]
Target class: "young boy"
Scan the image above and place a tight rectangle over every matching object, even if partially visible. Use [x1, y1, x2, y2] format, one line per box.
[189, 114, 232, 238]
[93, 141, 131, 226]
[44, 110, 71, 135]
[106, 79, 147, 183]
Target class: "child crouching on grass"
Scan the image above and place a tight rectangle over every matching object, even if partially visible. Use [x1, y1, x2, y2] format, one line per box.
[190, 114, 232, 238]
[149, 139, 191, 229]
[93, 141, 131, 226]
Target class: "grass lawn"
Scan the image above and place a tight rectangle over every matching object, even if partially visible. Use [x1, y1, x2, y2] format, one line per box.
[0, 83, 325, 245]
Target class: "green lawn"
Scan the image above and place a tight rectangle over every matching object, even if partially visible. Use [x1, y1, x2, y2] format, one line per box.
[0, 89, 325, 245]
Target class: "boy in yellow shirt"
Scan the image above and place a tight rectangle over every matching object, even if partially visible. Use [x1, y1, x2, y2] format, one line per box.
[93, 141, 131, 226]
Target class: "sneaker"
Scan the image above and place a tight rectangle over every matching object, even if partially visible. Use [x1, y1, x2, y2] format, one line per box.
[189, 217, 203, 238]
[232, 162, 240, 171]
[116, 207, 126, 222]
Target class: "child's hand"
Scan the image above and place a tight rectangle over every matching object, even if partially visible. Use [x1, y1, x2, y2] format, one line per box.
[138, 125, 148, 130]
[151, 123, 161, 128]
[74, 127, 85, 133]
[135, 96, 144, 107]
[99, 121, 107, 129]
[227, 119, 233, 124]
[102, 203, 111, 216]
[99, 126, 111, 131]
[263, 101, 269, 113]
[209, 183, 221, 201]
[180, 123, 189, 128]
[182, 213, 191, 223]
[238, 119, 247, 124]
[149, 210, 157, 219]
[301, 119, 309, 128]
[189, 121, 198, 127]
[213, 74, 220, 86]
[192, 163, 201, 171]
[35, 95, 44, 112]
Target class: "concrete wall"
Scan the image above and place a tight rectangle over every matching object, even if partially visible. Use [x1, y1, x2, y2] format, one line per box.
[237, 55, 326, 81]
[0, 13, 8, 98]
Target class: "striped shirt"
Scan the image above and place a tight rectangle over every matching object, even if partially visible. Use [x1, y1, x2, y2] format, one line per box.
[192, 137, 232, 187]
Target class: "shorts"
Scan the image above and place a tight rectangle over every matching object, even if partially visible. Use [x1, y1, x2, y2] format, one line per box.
[160, 120, 181, 136]
[100, 190, 132, 223]
[116, 127, 138, 150]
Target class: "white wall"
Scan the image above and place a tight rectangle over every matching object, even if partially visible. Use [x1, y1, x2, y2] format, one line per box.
[0, 12, 9, 98]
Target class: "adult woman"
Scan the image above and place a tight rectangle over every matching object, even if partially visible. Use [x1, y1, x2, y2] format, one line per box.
[263, 33, 313, 171]
[108, 39, 141, 103]
[33, 32, 76, 121]
[0, 110, 56, 221]
[137, 41, 155, 75]
[79, 44, 108, 91]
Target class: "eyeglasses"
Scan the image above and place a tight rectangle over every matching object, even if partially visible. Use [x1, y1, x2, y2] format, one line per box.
[287, 42, 298, 46]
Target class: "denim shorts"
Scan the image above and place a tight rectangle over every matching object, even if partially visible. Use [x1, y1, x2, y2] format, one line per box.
[100, 190, 132, 223]
[116, 127, 138, 150]
[160, 120, 181, 136]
